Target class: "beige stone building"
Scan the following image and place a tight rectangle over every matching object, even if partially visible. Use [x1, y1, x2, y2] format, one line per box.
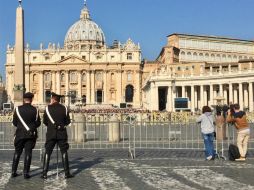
[6, 4, 141, 108]
[143, 34, 254, 112]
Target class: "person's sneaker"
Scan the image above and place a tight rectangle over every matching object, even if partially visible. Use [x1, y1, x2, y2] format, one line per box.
[235, 157, 246, 161]
[206, 156, 213, 161]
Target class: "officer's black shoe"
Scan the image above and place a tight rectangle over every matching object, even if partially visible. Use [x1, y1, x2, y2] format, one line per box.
[11, 153, 21, 178]
[41, 153, 50, 180]
[64, 173, 74, 179]
[24, 173, 31, 179]
[23, 155, 32, 179]
[62, 152, 74, 179]
[11, 172, 18, 178]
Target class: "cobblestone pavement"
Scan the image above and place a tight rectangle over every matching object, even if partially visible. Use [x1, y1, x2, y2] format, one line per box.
[1, 150, 254, 190]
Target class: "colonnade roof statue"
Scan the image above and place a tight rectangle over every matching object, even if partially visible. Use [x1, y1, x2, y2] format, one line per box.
[64, 0, 105, 48]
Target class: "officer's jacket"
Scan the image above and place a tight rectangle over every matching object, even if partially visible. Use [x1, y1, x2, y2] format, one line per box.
[43, 102, 71, 140]
[12, 103, 41, 140]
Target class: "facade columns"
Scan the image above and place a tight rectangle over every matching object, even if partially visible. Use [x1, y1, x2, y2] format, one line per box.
[91, 71, 95, 104]
[219, 84, 223, 97]
[151, 82, 158, 110]
[65, 71, 69, 105]
[191, 85, 195, 112]
[39, 71, 44, 103]
[51, 71, 56, 93]
[249, 82, 253, 112]
[135, 71, 141, 107]
[56, 71, 60, 94]
[86, 71, 91, 104]
[78, 71, 82, 98]
[239, 83, 243, 109]
[103, 71, 107, 103]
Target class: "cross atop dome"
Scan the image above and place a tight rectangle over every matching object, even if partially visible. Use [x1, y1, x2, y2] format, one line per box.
[18, 0, 22, 6]
[80, 0, 90, 20]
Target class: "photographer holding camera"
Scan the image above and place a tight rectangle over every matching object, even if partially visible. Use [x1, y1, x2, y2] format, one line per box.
[226, 104, 250, 161]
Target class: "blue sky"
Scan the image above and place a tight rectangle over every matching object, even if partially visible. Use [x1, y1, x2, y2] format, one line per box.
[0, 0, 254, 80]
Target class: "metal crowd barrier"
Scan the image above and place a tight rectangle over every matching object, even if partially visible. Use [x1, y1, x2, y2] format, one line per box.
[0, 119, 253, 159]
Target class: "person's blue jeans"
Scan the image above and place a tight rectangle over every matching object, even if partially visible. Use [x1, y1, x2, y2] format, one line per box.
[202, 133, 215, 159]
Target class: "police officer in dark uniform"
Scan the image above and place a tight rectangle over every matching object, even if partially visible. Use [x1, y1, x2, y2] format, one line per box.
[12, 92, 41, 179]
[41, 92, 73, 179]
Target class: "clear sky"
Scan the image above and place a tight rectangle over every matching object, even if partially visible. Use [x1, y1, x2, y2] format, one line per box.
[0, 0, 254, 80]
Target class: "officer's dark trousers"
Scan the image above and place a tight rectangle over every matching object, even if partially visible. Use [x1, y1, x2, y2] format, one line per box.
[42, 139, 70, 177]
[45, 139, 69, 155]
[12, 138, 36, 175]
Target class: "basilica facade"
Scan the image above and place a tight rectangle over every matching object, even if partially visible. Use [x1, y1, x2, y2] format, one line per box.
[6, 4, 142, 108]
[5, 3, 254, 112]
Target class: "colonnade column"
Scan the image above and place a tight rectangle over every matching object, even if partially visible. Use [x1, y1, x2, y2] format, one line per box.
[200, 85, 204, 109]
[209, 84, 214, 106]
[223, 85, 228, 105]
[233, 85, 238, 104]
[191, 85, 195, 112]
[204, 86, 208, 106]
[167, 86, 172, 111]
[243, 83, 248, 109]
[249, 82, 253, 112]
[239, 83, 243, 109]
[229, 83, 233, 104]
[151, 82, 158, 110]
[219, 84, 223, 97]
[182, 86, 185, 98]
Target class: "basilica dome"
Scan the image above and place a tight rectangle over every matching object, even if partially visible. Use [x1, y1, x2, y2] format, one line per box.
[64, 3, 105, 48]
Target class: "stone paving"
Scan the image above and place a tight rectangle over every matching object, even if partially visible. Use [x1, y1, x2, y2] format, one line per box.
[0, 149, 254, 190]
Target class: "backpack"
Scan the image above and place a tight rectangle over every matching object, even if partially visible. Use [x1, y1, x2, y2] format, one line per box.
[228, 144, 240, 161]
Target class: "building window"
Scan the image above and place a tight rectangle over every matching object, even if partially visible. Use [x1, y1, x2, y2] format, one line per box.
[82, 73, 86, 82]
[45, 56, 50, 61]
[44, 73, 51, 81]
[70, 72, 77, 82]
[125, 85, 134, 102]
[61, 56, 65, 60]
[82, 56, 86, 60]
[127, 53, 132, 60]
[61, 73, 65, 82]
[33, 56, 37, 61]
[177, 67, 181, 71]
[111, 55, 115, 60]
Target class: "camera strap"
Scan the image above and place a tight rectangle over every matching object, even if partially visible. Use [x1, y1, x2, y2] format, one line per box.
[16, 107, 30, 131]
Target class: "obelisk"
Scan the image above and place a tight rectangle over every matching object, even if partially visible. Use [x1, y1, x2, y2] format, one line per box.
[13, 0, 25, 106]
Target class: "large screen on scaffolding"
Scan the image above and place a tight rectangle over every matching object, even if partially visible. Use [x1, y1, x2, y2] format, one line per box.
[174, 98, 188, 109]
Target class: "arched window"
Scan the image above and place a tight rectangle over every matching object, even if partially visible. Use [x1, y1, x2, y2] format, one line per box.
[199, 53, 204, 61]
[82, 73, 86, 82]
[222, 54, 226, 62]
[125, 85, 134, 103]
[205, 53, 209, 61]
[111, 73, 115, 82]
[180, 51, 186, 59]
[211, 54, 215, 61]
[187, 52, 192, 60]
[61, 73, 65, 82]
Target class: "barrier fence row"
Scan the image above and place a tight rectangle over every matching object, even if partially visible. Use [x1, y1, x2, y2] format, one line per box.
[0, 116, 254, 159]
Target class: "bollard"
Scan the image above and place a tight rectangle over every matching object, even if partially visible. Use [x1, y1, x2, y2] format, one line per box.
[109, 115, 120, 143]
[73, 113, 85, 143]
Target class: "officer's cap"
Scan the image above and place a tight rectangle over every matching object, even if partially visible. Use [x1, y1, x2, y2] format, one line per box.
[23, 92, 34, 99]
[51, 92, 64, 99]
